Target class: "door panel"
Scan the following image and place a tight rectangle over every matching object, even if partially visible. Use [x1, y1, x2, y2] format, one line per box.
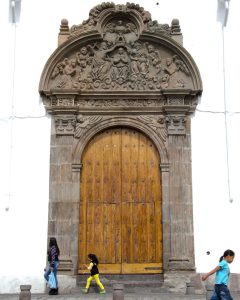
[78, 128, 162, 274]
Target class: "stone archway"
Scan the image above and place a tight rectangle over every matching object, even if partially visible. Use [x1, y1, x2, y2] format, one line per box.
[39, 2, 202, 290]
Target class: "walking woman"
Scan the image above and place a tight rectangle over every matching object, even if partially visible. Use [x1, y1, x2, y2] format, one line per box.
[44, 237, 60, 295]
[202, 249, 235, 300]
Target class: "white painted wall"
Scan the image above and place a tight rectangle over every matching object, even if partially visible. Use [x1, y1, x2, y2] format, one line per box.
[0, 0, 239, 293]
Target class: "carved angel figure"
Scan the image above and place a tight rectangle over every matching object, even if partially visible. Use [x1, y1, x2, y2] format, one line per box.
[88, 42, 115, 81]
[75, 115, 103, 138]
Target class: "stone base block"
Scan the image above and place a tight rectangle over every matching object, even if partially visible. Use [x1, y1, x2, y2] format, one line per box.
[57, 275, 77, 293]
[162, 271, 200, 294]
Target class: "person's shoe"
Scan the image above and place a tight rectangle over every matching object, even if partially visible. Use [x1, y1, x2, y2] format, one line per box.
[53, 288, 58, 295]
[81, 288, 89, 293]
[99, 289, 106, 294]
[48, 289, 54, 295]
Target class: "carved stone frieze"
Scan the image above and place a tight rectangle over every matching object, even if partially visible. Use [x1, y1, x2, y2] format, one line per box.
[77, 98, 165, 108]
[54, 115, 77, 135]
[49, 40, 191, 91]
[43, 92, 198, 117]
[137, 115, 168, 142]
[53, 113, 189, 137]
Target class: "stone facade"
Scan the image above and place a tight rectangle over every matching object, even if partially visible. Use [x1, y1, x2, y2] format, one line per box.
[39, 2, 202, 290]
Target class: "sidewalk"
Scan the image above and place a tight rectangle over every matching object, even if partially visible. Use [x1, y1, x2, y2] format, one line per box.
[0, 288, 239, 299]
[0, 293, 206, 300]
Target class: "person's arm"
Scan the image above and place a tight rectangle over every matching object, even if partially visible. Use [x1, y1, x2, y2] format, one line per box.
[87, 262, 93, 270]
[83, 262, 93, 270]
[202, 266, 221, 281]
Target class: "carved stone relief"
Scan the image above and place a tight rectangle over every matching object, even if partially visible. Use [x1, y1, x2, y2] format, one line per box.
[54, 115, 76, 135]
[166, 115, 186, 135]
[77, 98, 165, 108]
[75, 115, 103, 138]
[54, 113, 170, 142]
[49, 40, 191, 91]
[138, 115, 168, 142]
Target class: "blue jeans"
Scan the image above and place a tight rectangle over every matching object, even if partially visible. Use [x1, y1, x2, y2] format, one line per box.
[44, 261, 59, 288]
[211, 284, 233, 300]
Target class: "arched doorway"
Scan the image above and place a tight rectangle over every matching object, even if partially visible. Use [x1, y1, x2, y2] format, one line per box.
[78, 127, 163, 274]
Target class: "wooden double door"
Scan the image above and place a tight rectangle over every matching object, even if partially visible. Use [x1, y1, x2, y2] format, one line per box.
[78, 128, 162, 274]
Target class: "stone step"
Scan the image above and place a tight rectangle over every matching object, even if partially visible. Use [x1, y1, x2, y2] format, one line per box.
[77, 274, 164, 288]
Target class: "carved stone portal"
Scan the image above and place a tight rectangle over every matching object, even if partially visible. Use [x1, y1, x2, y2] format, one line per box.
[39, 2, 202, 290]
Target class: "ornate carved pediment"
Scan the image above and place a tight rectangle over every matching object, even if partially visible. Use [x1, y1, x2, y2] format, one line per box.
[39, 2, 202, 94]
[39, 2, 202, 136]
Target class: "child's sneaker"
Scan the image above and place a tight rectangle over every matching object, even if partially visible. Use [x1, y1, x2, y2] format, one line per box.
[81, 288, 89, 293]
[99, 289, 106, 294]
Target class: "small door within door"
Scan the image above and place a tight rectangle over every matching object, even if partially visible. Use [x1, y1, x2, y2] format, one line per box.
[78, 128, 162, 274]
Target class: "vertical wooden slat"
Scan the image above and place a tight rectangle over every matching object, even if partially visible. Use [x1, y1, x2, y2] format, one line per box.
[121, 129, 131, 264]
[111, 129, 122, 264]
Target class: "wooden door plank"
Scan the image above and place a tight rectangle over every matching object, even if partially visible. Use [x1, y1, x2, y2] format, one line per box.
[111, 129, 122, 264]
[122, 263, 163, 274]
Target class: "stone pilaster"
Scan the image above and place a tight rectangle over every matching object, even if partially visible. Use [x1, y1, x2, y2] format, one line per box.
[48, 118, 79, 274]
[167, 118, 195, 271]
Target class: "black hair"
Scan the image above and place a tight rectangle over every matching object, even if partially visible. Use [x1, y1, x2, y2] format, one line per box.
[219, 249, 235, 262]
[49, 237, 60, 255]
[88, 253, 99, 265]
